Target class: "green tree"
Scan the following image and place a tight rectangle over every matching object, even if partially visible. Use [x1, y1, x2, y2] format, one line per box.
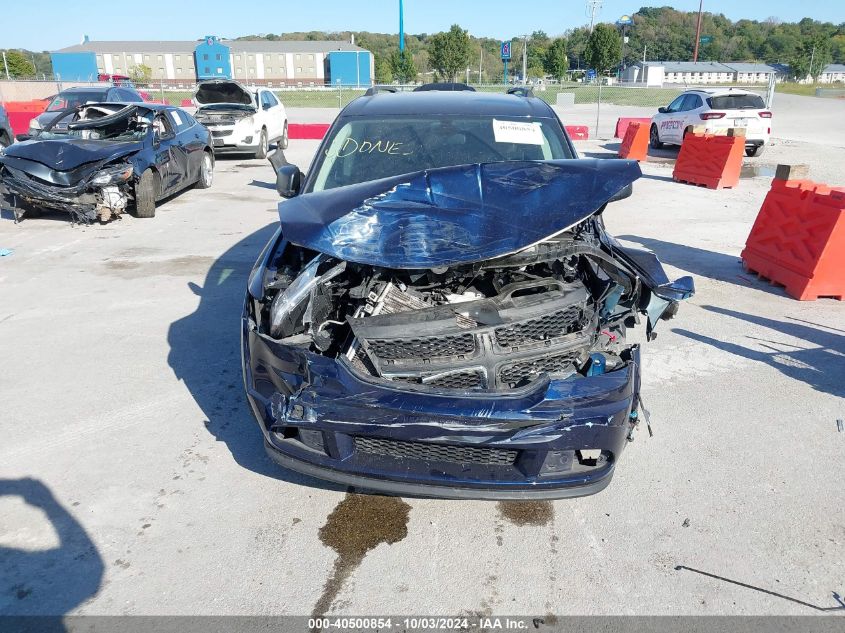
[129, 63, 152, 84]
[544, 38, 568, 79]
[429, 24, 471, 82]
[1, 50, 36, 78]
[374, 55, 393, 83]
[389, 50, 418, 83]
[808, 38, 833, 81]
[584, 24, 621, 76]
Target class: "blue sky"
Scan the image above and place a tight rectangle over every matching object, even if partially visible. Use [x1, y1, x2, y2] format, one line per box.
[8, 0, 844, 50]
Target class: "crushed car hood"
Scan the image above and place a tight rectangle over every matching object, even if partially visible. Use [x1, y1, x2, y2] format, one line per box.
[278, 159, 641, 269]
[194, 80, 254, 107]
[1, 139, 142, 172]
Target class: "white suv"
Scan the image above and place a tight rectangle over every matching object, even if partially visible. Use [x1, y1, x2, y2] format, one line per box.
[193, 80, 288, 158]
[650, 88, 772, 157]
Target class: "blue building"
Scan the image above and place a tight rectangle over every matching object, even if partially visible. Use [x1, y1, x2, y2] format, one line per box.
[194, 36, 232, 80]
[326, 50, 374, 87]
[51, 38, 372, 86]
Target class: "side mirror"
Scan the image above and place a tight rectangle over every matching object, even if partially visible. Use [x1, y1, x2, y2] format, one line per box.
[657, 106, 667, 114]
[15, 133, 32, 142]
[608, 183, 633, 203]
[268, 150, 302, 198]
[275, 164, 302, 198]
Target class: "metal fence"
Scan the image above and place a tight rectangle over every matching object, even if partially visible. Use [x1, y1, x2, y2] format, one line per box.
[1, 79, 769, 138]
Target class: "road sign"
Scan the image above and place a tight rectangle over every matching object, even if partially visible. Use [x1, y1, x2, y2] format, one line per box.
[586, 69, 597, 81]
[700, 35, 713, 44]
[501, 41, 511, 60]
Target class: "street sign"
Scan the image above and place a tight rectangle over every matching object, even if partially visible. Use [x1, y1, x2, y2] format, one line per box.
[501, 41, 511, 60]
[586, 69, 597, 81]
[699, 35, 713, 44]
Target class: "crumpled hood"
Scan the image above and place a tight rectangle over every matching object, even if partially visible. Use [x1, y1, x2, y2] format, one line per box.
[278, 159, 642, 269]
[194, 80, 254, 106]
[1, 138, 142, 172]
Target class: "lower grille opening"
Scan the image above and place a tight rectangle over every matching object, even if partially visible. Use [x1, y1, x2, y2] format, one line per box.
[354, 436, 518, 466]
[498, 351, 582, 388]
[388, 370, 485, 390]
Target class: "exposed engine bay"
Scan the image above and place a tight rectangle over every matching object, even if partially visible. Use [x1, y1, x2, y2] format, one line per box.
[257, 222, 665, 394]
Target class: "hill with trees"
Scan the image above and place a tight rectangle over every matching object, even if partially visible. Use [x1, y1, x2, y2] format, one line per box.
[239, 6, 845, 82]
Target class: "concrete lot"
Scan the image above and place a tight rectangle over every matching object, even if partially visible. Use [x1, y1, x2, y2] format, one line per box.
[0, 94, 843, 618]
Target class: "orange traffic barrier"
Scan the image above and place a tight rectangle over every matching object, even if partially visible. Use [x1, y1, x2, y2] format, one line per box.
[741, 169, 845, 301]
[672, 132, 744, 189]
[614, 117, 650, 139]
[618, 121, 648, 161]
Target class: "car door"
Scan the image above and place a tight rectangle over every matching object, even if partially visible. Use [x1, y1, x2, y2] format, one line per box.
[163, 109, 194, 190]
[658, 94, 688, 144]
[173, 109, 207, 182]
[679, 94, 704, 137]
[152, 111, 183, 195]
[260, 90, 282, 140]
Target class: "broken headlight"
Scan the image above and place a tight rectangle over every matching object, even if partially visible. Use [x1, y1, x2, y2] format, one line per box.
[91, 164, 133, 186]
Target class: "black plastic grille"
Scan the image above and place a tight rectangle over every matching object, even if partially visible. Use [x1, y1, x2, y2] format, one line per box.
[366, 333, 475, 361]
[498, 352, 581, 387]
[389, 370, 484, 390]
[427, 371, 484, 389]
[494, 305, 585, 348]
[210, 129, 233, 137]
[354, 436, 518, 466]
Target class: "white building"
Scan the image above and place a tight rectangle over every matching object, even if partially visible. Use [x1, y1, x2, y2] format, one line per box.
[624, 61, 780, 86]
[818, 64, 845, 83]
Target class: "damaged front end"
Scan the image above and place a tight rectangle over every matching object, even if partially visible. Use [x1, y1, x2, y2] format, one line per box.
[242, 159, 693, 498]
[0, 105, 143, 223]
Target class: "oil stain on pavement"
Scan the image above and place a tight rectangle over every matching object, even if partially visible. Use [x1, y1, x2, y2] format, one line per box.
[312, 493, 411, 618]
[497, 501, 554, 526]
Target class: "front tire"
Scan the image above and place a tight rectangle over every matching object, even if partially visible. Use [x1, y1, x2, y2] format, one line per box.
[133, 169, 157, 218]
[649, 124, 664, 149]
[745, 144, 765, 157]
[196, 151, 214, 189]
[279, 121, 289, 150]
[254, 129, 268, 159]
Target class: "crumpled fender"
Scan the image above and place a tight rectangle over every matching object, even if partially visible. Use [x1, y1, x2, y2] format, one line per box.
[278, 159, 642, 269]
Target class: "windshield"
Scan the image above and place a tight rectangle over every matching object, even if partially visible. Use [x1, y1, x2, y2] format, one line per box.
[707, 94, 766, 110]
[308, 115, 572, 192]
[47, 91, 107, 112]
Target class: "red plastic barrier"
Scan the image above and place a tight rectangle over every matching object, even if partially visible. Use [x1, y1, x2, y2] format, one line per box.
[618, 121, 648, 162]
[7, 111, 37, 135]
[180, 99, 193, 107]
[288, 123, 330, 140]
[615, 117, 651, 139]
[672, 133, 744, 189]
[565, 125, 589, 140]
[741, 177, 845, 301]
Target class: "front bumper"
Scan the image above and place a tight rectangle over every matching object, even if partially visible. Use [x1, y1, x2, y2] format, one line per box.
[242, 306, 641, 500]
[207, 126, 259, 153]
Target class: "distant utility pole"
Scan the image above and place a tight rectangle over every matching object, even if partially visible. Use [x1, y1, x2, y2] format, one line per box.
[587, 0, 603, 33]
[522, 35, 528, 84]
[2, 51, 9, 80]
[692, 0, 703, 62]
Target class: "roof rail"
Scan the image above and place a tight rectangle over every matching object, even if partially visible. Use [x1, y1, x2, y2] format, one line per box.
[507, 86, 535, 98]
[413, 82, 476, 92]
[364, 85, 398, 96]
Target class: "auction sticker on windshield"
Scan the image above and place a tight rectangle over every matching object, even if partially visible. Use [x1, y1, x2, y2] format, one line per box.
[492, 119, 544, 145]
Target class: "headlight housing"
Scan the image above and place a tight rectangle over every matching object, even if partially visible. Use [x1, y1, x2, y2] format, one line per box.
[91, 164, 133, 186]
[28, 118, 43, 133]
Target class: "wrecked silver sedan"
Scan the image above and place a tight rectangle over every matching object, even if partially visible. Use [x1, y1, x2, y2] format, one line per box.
[0, 103, 213, 223]
[243, 86, 694, 499]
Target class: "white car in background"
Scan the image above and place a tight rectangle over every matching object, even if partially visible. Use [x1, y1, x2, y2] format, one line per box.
[193, 80, 288, 158]
[650, 88, 772, 157]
